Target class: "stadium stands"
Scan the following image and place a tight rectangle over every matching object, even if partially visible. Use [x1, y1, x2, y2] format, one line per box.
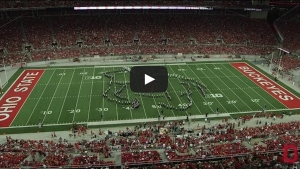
[272, 54, 300, 72]
[1, 116, 300, 168]
[0, 19, 25, 52]
[0, 13, 278, 63]
[274, 4, 300, 52]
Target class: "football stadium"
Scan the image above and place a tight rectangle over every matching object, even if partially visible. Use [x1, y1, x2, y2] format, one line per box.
[0, 1, 300, 168]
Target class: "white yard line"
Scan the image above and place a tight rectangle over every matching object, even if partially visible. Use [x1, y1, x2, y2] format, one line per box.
[183, 65, 216, 113]
[168, 65, 201, 115]
[151, 95, 161, 116]
[162, 90, 176, 117]
[103, 67, 106, 120]
[174, 65, 204, 115]
[169, 66, 202, 114]
[95, 63, 186, 68]
[204, 64, 253, 111]
[221, 64, 277, 110]
[138, 94, 148, 118]
[25, 70, 57, 125]
[112, 67, 119, 120]
[196, 64, 241, 112]
[187, 65, 228, 113]
[138, 95, 148, 118]
[214, 64, 264, 109]
[42, 69, 66, 124]
[122, 68, 133, 119]
[72, 68, 86, 123]
[56, 69, 76, 123]
[87, 67, 96, 122]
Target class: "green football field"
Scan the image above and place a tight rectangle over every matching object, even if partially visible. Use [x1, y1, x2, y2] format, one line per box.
[2, 61, 300, 130]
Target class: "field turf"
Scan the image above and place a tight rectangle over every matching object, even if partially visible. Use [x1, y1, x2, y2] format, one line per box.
[1, 61, 300, 133]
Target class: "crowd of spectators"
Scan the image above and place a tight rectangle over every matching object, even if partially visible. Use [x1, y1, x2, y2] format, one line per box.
[274, 4, 300, 52]
[0, 12, 279, 64]
[272, 54, 300, 72]
[1, 113, 300, 168]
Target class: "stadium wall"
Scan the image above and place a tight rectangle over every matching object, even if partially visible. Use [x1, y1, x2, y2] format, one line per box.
[25, 54, 262, 67]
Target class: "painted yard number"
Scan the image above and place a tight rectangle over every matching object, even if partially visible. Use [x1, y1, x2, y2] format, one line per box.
[251, 99, 260, 103]
[96, 108, 108, 111]
[68, 109, 81, 113]
[206, 93, 223, 98]
[42, 111, 52, 115]
[227, 100, 237, 104]
[178, 103, 188, 107]
[178, 69, 185, 71]
[80, 72, 87, 75]
[203, 102, 213, 105]
[196, 68, 205, 70]
[214, 67, 221, 70]
[124, 107, 131, 110]
[91, 76, 102, 79]
[152, 105, 162, 108]
[58, 73, 65, 76]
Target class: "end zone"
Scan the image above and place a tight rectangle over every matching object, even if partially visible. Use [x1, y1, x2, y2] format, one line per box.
[0, 70, 44, 127]
[231, 62, 300, 109]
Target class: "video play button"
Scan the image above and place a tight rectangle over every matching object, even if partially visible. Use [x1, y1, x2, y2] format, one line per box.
[130, 66, 168, 93]
[145, 74, 155, 85]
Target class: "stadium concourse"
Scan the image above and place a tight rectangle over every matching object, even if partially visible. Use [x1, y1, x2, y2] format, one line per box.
[1, 110, 300, 168]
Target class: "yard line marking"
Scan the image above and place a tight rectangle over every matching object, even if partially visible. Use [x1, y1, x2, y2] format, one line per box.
[185, 65, 216, 113]
[122, 68, 133, 119]
[161, 84, 176, 117]
[25, 70, 57, 125]
[87, 67, 96, 122]
[45, 67, 94, 70]
[42, 69, 66, 124]
[197, 64, 241, 112]
[35, 75, 247, 85]
[137, 93, 148, 118]
[221, 64, 277, 109]
[72, 68, 86, 123]
[168, 65, 199, 116]
[213, 63, 265, 109]
[174, 65, 204, 115]
[189, 64, 228, 113]
[204, 64, 253, 111]
[56, 69, 76, 124]
[95, 63, 186, 68]
[112, 67, 119, 120]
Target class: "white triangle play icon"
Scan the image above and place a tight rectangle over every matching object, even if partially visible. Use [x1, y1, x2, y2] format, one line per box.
[145, 74, 155, 85]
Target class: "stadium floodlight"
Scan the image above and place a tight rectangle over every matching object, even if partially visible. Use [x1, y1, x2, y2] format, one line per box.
[74, 6, 213, 10]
